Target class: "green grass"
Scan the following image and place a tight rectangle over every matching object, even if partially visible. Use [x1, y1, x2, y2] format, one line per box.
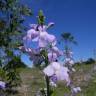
[14, 63, 96, 96]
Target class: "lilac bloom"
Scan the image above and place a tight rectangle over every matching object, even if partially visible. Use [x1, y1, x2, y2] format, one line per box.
[0, 81, 6, 89]
[24, 27, 56, 48]
[50, 74, 57, 87]
[47, 22, 54, 29]
[51, 46, 63, 56]
[51, 62, 61, 70]
[20, 22, 62, 66]
[19, 46, 43, 64]
[43, 62, 70, 86]
[65, 58, 74, 65]
[46, 34, 56, 46]
[43, 64, 54, 76]
[37, 22, 54, 31]
[48, 52, 57, 62]
[71, 87, 81, 93]
[43, 62, 61, 76]
[31, 31, 55, 48]
[47, 46, 63, 62]
[19, 46, 40, 54]
[50, 74, 57, 83]
[24, 29, 39, 41]
[24, 21, 57, 48]
[38, 32, 56, 48]
[30, 22, 54, 32]
[55, 67, 70, 86]
[38, 32, 49, 48]
[30, 22, 54, 30]
[38, 25, 47, 31]
[64, 50, 73, 58]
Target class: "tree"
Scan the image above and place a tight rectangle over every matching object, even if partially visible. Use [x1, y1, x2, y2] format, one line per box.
[0, 0, 32, 92]
[61, 32, 77, 48]
[85, 58, 95, 64]
[61, 32, 77, 60]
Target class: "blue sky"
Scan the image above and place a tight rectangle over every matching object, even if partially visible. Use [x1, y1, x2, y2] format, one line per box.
[21, 0, 96, 67]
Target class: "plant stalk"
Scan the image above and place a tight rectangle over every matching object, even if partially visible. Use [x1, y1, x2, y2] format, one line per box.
[45, 75, 50, 96]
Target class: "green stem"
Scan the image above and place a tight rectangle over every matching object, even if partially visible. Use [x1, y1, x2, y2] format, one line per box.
[45, 75, 50, 96]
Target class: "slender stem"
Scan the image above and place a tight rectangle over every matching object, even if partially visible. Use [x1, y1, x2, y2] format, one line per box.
[45, 75, 50, 96]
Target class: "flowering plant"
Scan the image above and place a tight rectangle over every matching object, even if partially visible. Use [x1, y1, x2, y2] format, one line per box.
[19, 10, 81, 96]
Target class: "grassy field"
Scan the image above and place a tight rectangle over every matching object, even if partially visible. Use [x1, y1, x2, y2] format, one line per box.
[13, 63, 96, 96]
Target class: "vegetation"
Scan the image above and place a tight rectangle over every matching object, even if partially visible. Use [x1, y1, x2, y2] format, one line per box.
[0, 0, 32, 94]
[0, 1, 95, 96]
[10, 62, 96, 96]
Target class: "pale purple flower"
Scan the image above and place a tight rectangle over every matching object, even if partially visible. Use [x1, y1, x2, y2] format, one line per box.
[47, 22, 54, 29]
[64, 50, 73, 58]
[51, 46, 63, 56]
[47, 46, 63, 62]
[43, 62, 61, 76]
[43, 62, 70, 86]
[30, 22, 54, 32]
[65, 58, 74, 65]
[56, 67, 69, 79]
[19, 46, 44, 64]
[38, 32, 56, 48]
[71, 87, 81, 93]
[19, 18, 80, 94]
[38, 25, 47, 31]
[23, 29, 39, 41]
[48, 52, 57, 62]
[24, 26, 56, 48]
[38, 32, 49, 47]
[46, 34, 56, 45]
[19, 46, 40, 54]
[30, 22, 54, 30]
[0, 81, 6, 89]
[50, 75, 57, 83]
[20, 22, 63, 71]
[50, 74, 57, 87]
[51, 62, 61, 71]
[43, 64, 54, 76]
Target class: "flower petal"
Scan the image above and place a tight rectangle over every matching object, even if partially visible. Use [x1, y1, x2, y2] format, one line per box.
[47, 22, 54, 28]
[27, 29, 39, 40]
[43, 65, 54, 76]
[48, 52, 57, 62]
[55, 66, 70, 85]
[51, 62, 61, 71]
[47, 34, 56, 45]
[0, 81, 6, 89]
[38, 25, 47, 31]
[52, 46, 63, 56]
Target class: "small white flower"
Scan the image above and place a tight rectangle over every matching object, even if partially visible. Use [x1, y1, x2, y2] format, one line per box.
[71, 87, 81, 93]
[72, 68, 76, 72]
[50, 81, 57, 87]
